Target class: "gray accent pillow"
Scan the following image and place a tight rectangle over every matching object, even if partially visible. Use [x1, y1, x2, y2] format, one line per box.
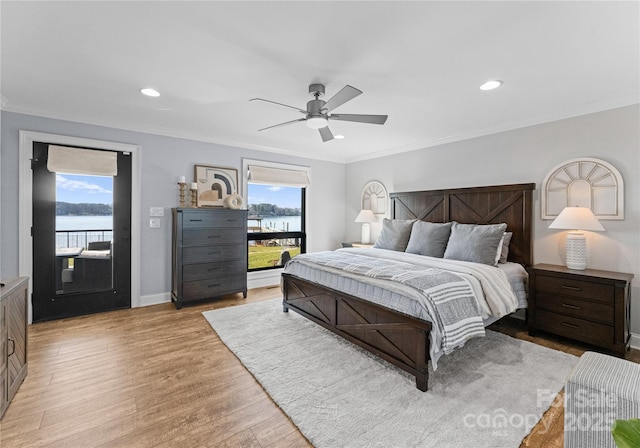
[499, 232, 513, 263]
[373, 218, 416, 251]
[405, 221, 453, 258]
[443, 222, 508, 265]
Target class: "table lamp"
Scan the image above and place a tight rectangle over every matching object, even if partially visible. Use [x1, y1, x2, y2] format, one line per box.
[548, 206, 605, 270]
[355, 209, 376, 244]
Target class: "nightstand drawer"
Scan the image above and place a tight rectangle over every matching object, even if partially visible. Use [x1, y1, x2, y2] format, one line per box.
[537, 293, 613, 323]
[536, 275, 614, 303]
[536, 310, 613, 347]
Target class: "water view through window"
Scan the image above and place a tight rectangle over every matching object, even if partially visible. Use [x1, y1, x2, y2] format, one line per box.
[55, 174, 113, 294]
[247, 183, 305, 270]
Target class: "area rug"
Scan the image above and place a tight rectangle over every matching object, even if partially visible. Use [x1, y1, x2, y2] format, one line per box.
[203, 299, 578, 448]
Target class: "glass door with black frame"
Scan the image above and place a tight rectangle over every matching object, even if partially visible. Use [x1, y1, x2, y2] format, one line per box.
[31, 142, 132, 322]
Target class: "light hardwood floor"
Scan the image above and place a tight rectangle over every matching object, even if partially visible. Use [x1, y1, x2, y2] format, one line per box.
[0, 286, 311, 448]
[1, 287, 638, 448]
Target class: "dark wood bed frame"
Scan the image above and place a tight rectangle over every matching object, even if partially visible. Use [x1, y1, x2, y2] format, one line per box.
[282, 183, 535, 391]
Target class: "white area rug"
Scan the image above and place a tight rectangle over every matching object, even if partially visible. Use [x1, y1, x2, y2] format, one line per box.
[203, 299, 578, 448]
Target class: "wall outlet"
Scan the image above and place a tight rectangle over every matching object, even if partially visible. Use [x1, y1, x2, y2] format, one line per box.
[149, 218, 161, 229]
[150, 207, 164, 216]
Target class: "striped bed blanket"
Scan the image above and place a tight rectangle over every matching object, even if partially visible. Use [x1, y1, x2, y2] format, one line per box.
[286, 251, 486, 355]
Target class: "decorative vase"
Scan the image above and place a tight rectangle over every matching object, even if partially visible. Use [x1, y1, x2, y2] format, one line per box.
[223, 192, 244, 210]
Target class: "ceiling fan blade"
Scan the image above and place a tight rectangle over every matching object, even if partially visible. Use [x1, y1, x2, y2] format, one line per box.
[250, 98, 307, 114]
[258, 118, 306, 132]
[318, 126, 334, 142]
[322, 85, 362, 112]
[329, 113, 388, 125]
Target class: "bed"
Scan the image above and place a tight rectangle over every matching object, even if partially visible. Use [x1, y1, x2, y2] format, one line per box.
[281, 183, 535, 391]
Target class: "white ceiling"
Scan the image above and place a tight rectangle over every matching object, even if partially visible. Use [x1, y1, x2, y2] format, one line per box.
[1, 1, 638, 163]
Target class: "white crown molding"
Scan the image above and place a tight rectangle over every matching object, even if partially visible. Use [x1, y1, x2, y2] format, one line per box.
[345, 96, 640, 164]
[4, 95, 638, 166]
[1, 103, 348, 163]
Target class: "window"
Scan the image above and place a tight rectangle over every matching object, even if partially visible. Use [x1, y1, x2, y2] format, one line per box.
[244, 161, 309, 271]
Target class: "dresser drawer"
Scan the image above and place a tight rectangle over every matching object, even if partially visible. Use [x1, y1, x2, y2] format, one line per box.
[536, 310, 613, 347]
[537, 293, 613, 324]
[536, 275, 614, 303]
[182, 260, 246, 282]
[182, 245, 245, 264]
[183, 228, 245, 247]
[181, 274, 246, 300]
[181, 212, 246, 229]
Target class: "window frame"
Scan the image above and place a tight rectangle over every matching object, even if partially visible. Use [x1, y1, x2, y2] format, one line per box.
[242, 159, 310, 272]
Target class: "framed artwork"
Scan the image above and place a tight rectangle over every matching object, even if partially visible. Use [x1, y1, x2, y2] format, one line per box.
[194, 165, 239, 207]
[361, 181, 388, 216]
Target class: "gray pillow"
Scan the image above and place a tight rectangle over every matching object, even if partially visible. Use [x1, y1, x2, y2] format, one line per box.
[373, 218, 415, 251]
[405, 221, 453, 258]
[498, 232, 513, 263]
[443, 222, 508, 265]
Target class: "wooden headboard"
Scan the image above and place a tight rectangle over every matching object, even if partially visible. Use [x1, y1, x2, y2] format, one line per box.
[390, 183, 536, 266]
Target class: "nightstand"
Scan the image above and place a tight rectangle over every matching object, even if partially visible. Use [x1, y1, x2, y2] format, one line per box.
[342, 242, 374, 248]
[527, 263, 633, 357]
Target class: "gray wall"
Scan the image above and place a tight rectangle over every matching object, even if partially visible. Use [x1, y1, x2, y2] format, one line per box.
[345, 104, 640, 335]
[1, 111, 346, 301]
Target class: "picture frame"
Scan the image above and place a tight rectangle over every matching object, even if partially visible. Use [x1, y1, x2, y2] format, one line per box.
[193, 165, 239, 207]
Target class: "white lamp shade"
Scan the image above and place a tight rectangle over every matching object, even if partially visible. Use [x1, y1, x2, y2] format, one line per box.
[355, 209, 376, 223]
[548, 206, 605, 231]
[549, 207, 604, 270]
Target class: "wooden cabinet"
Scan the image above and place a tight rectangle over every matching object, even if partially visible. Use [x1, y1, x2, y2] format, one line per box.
[1, 277, 28, 419]
[172, 208, 247, 309]
[527, 264, 633, 357]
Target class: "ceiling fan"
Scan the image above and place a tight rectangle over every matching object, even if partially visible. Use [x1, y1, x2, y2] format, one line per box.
[250, 83, 388, 142]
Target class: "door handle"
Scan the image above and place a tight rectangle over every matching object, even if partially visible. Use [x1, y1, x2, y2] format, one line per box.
[8, 338, 15, 357]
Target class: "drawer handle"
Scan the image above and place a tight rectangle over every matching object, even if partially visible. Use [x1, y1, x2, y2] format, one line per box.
[208, 235, 222, 239]
[208, 283, 221, 288]
[208, 267, 222, 272]
[226, 219, 238, 222]
[189, 219, 203, 222]
[208, 252, 221, 256]
[561, 285, 581, 291]
[561, 322, 581, 329]
[7, 338, 15, 357]
[561, 303, 581, 310]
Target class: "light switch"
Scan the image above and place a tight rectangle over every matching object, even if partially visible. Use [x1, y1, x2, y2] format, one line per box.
[150, 207, 164, 216]
[149, 218, 161, 229]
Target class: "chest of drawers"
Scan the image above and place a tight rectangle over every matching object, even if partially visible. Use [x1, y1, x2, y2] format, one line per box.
[1, 277, 28, 419]
[172, 208, 247, 309]
[527, 264, 633, 357]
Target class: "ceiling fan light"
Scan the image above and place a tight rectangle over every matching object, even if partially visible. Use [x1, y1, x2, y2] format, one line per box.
[306, 116, 328, 129]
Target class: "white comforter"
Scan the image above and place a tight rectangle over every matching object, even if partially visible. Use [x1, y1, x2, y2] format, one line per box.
[285, 247, 520, 368]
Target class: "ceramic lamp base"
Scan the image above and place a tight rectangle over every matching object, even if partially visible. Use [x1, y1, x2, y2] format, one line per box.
[361, 223, 371, 245]
[565, 231, 587, 270]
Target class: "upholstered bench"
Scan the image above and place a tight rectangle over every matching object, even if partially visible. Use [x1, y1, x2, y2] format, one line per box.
[565, 351, 640, 448]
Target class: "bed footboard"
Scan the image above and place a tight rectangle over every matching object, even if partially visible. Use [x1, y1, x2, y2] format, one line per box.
[282, 273, 432, 391]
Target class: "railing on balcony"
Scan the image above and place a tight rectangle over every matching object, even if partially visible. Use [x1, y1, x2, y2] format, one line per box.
[55, 229, 113, 249]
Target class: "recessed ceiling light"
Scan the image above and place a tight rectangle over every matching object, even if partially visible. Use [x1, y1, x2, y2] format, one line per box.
[479, 80, 502, 91]
[334, 135, 344, 139]
[140, 87, 160, 97]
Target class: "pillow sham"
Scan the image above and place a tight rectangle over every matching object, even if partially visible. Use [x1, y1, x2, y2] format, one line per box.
[443, 222, 507, 265]
[405, 221, 453, 258]
[498, 231, 513, 263]
[373, 218, 416, 251]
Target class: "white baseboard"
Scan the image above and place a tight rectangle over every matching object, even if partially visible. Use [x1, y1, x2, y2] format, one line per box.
[630, 333, 640, 351]
[248, 269, 282, 290]
[135, 292, 171, 308]
[135, 272, 282, 309]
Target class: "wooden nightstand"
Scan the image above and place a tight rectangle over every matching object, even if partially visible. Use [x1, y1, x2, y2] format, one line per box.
[341, 242, 374, 248]
[527, 263, 633, 357]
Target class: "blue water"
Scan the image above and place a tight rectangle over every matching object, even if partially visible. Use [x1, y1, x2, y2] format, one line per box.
[56, 215, 113, 230]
